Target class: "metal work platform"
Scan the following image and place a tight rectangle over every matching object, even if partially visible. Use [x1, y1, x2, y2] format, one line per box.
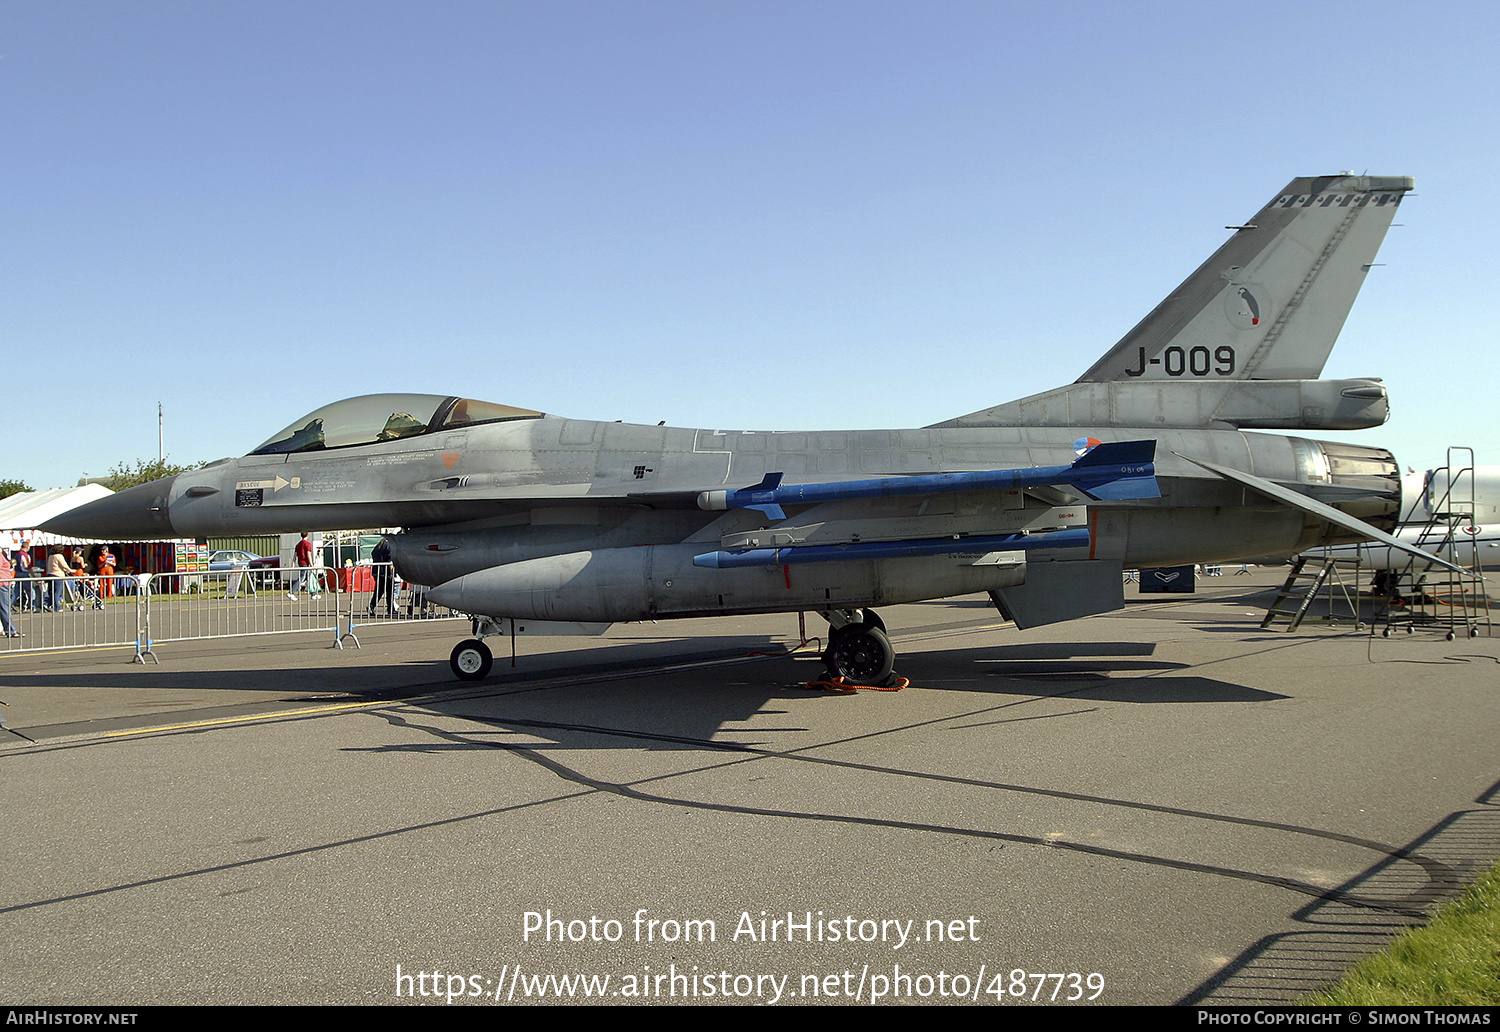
[1374, 448, 1494, 640]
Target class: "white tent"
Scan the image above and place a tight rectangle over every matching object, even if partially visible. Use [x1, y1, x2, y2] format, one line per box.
[0, 486, 115, 545]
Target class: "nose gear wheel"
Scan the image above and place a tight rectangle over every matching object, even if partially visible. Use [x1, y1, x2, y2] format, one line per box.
[450, 638, 493, 680]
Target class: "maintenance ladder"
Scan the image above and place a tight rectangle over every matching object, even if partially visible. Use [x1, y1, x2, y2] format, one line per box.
[1262, 556, 1365, 632]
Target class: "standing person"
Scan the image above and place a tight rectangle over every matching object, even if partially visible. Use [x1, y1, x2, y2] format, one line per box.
[68, 546, 101, 609]
[21, 544, 42, 612]
[288, 532, 321, 600]
[13, 547, 36, 612]
[46, 546, 74, 609]
[0, 548, 18, 637]
[68, 547, 86, 582]
[368, 537, 395, 618]
[96, 545, 116, 599]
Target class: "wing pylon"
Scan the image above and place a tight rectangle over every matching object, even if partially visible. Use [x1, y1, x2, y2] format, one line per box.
[692, 527, 1090, 569]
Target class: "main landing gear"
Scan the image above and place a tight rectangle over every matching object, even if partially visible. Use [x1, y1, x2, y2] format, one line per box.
[821, 609, 899, 686]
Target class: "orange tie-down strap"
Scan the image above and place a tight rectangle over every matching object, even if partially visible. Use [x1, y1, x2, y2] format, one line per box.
[802, 675, 910, 694]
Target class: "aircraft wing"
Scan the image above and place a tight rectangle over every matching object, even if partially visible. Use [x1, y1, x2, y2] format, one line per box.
[1176, 453, 1468, 575]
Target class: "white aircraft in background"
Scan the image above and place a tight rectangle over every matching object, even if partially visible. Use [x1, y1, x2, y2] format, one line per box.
[1308, 462, 1500, 575]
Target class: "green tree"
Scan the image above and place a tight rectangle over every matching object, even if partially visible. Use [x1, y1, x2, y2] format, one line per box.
[102, 458, 203, 492]
[0, 479, 32, 500]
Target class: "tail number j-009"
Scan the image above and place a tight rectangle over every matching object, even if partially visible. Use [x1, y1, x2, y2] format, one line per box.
[1124, 346, 1236, 377]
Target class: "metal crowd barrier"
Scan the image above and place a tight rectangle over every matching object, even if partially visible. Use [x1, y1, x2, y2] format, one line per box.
[2, 572, 139, 651]
[0, 564, 459, 657]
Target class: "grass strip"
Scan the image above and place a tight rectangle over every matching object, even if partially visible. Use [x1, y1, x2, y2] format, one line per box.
[1306, 860, 1500, 1005]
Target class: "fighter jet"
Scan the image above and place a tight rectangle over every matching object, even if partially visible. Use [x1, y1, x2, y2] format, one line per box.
[47, 174, 1446, 683]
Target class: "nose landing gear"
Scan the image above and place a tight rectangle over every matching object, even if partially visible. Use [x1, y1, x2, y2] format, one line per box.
[450, 638, 493, 680]
[449, 616, 504, 680]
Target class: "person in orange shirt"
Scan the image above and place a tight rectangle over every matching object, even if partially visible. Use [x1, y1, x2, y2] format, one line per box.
[96, 545, 116, 598]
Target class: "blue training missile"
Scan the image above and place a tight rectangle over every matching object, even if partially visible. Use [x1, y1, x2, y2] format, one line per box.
[692, 527, 1091, 569]
[695, 440, 1157, 521]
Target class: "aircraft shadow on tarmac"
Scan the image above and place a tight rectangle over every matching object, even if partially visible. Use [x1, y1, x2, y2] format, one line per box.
[321, 635, 1287, 761]
[4, 627, 1283, 744]
[0, 633, 793, 698]
[899, 643, 1289, 704]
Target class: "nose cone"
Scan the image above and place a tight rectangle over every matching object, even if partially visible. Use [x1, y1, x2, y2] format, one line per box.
[423, 577, 466, 612]
[41, 475, 181, 540]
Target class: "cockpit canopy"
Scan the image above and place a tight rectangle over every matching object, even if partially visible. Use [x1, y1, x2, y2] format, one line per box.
[253, 394, 542, 455]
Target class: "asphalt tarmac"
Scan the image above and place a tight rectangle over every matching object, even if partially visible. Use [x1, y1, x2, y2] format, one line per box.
[3, 569, 1498, 1006]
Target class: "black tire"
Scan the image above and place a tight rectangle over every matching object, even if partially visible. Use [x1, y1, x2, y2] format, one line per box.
[450, 639, 493, 681]
[820, 611, 885, 663]
[825, 625, 895, 684]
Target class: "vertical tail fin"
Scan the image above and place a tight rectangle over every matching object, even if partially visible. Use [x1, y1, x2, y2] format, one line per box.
[1077, 174, 1414, 383]
[936, 175, 1413, 431]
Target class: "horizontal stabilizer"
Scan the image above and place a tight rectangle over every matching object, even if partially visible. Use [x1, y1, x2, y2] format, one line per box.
[1176, 453, 1467, 575]
[697, 440, 1157, 517]
[692, 527, 1090, 569]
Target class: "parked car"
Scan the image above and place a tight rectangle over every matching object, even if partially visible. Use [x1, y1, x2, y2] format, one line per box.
[208, 550, 279, 572]
[208, 550, 281, 588]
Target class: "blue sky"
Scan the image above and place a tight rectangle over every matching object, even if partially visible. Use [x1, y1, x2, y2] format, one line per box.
[5, 0, 1497, 489]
